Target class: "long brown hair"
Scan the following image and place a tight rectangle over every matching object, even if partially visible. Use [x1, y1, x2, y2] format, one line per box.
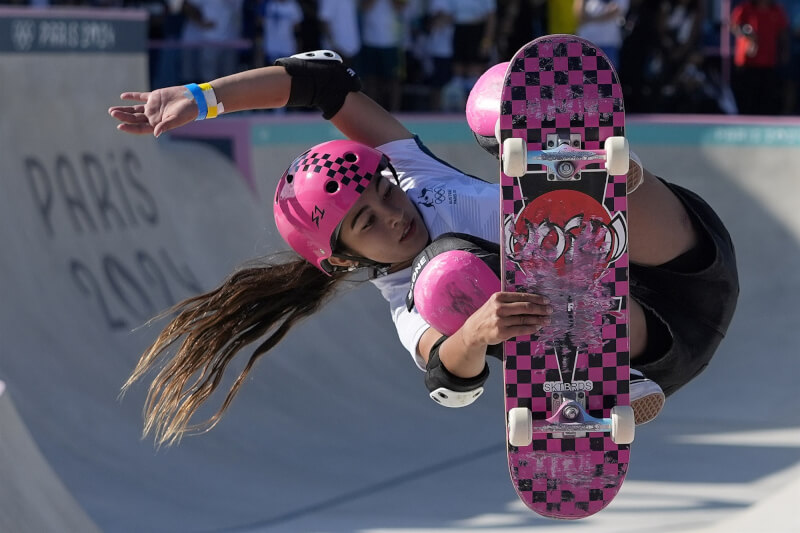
[122, 253, 348, 446]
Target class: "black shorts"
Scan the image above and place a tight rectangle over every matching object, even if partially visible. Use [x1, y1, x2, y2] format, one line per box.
[630, 180, 739, 397]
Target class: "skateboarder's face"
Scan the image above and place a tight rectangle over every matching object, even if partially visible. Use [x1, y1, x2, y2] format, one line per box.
[332, 173, 429, 268]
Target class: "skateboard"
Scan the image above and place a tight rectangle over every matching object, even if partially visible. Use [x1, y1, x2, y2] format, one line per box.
[498, 35, 635, 519]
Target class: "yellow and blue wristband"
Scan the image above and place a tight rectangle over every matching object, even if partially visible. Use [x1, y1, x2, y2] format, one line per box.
[184, 83, 225, 120]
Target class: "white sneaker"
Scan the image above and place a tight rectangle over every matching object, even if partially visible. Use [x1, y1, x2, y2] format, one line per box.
[627, 150, 644, 194]
[630, 368, 665, 425]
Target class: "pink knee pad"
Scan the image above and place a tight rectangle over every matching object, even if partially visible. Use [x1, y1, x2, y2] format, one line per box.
[413, 250, 500, 336]
[465, 62, 508, 137]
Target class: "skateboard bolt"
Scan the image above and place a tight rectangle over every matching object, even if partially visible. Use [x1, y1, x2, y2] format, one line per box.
[557, 161, 575, 178]
[563, 405, 579, 420]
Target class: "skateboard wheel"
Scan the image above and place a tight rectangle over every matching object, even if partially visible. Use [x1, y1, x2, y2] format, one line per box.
[502, 138, 527, 177]
[610, 405, 635, 445]
[508, 407, 533, 447]
[604, 136, 630, 176]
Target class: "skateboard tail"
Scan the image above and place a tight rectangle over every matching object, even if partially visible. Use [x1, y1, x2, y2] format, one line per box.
[509, 441, 630, 519]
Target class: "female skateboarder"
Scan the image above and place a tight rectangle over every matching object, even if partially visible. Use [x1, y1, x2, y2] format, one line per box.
[109, 51, 738, 446]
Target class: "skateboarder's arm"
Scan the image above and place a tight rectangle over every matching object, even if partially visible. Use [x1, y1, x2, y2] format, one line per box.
[417, 292, 552, 379]
[418, 327, 488, 380]
[108, 66, 294, 137]
[188, 66, 413, 146]
[329, 92, 414, 147]
[109, 65, 413, 146]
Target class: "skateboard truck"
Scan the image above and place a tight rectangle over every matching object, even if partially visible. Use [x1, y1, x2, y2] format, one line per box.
[507, 394, 634, 448]
[550, 391, 590, 439]
[501, 134, 629, 179]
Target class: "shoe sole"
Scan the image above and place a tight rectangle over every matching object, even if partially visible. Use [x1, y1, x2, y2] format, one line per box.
[631, 392, 665, 426]
[627, 151, 644, 194]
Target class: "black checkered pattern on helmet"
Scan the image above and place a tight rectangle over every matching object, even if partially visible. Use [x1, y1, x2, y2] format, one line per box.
[294, 151, 373, 193]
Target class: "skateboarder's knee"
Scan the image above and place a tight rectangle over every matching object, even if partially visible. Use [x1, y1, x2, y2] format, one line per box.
[629, 175, 700, 266]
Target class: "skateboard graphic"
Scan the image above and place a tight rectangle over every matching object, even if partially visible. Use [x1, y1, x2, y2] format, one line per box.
[498, 35, 635, 519]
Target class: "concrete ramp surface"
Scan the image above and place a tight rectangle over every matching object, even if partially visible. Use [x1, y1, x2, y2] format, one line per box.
[0, 381, 101, 533]
[1, 8, 799, 533]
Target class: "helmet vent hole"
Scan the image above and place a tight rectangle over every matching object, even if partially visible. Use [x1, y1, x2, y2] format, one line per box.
[325, 181, 339, 193]
[286, 174, 294, 183]
[344, 152, 357, 163]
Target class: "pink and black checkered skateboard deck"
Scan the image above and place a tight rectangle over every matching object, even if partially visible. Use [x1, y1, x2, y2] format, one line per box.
[499, 35, 632, 519]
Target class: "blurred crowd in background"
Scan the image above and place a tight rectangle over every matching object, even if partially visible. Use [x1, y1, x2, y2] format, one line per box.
[3, 0, 799, 115]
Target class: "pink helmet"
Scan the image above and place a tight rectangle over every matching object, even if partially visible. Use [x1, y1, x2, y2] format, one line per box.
[274, 140, 387, 274]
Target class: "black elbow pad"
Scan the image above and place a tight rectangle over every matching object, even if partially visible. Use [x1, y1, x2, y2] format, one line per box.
[274, 50, 362, 119]
[424, 335, 489, 408]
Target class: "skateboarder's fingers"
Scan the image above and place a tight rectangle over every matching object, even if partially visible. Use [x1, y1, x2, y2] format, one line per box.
[497, 301, 553, 318]
[119, 91, 152, 103]
[108, 106, 149, 122]
[503, 315, 550, 337]
[493, 291, 550, 305]
[507, 313, 550, 326]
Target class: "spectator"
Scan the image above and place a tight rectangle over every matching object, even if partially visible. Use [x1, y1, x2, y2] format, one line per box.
[573, 0, 630, 68]
[450, 0, 496, 99]
[660, 51, 737, 114]
[496, 0, 547, 60]
[651, 0, 704, 106]
[779, 0, 800, 114]
[150, 0, 186, 88]
[181, 0, 213, 82]
[359, 0, 407, 112]
[548, 0, 578, 35]
[399, 0, 431, 111]
[318, 0, 361, 65]
[656, 0, 704, 78]
[424, 0, 455, 111]
[731, 0, 789, 115]
[121, 0, 175, 88]
[241, 0, 262, 69]
[181, 0, 244, 82]
[296, 0, 321, 51]
[258, 0, 303, 66]
[619, 0, 660, 112]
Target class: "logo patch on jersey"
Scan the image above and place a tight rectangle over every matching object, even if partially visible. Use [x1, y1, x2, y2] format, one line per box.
[417, 185, 449, 207]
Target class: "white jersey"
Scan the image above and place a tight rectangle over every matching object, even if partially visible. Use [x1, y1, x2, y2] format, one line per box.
[261, 0, 303, 58]
[370, 137, 499, 370]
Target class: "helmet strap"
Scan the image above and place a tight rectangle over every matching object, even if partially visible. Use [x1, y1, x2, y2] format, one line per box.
[330, 252, 393, 278]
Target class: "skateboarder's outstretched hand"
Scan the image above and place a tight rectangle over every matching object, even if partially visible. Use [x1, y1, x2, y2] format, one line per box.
[460, 291, 552, 346]
[108, 87, 198, 138]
